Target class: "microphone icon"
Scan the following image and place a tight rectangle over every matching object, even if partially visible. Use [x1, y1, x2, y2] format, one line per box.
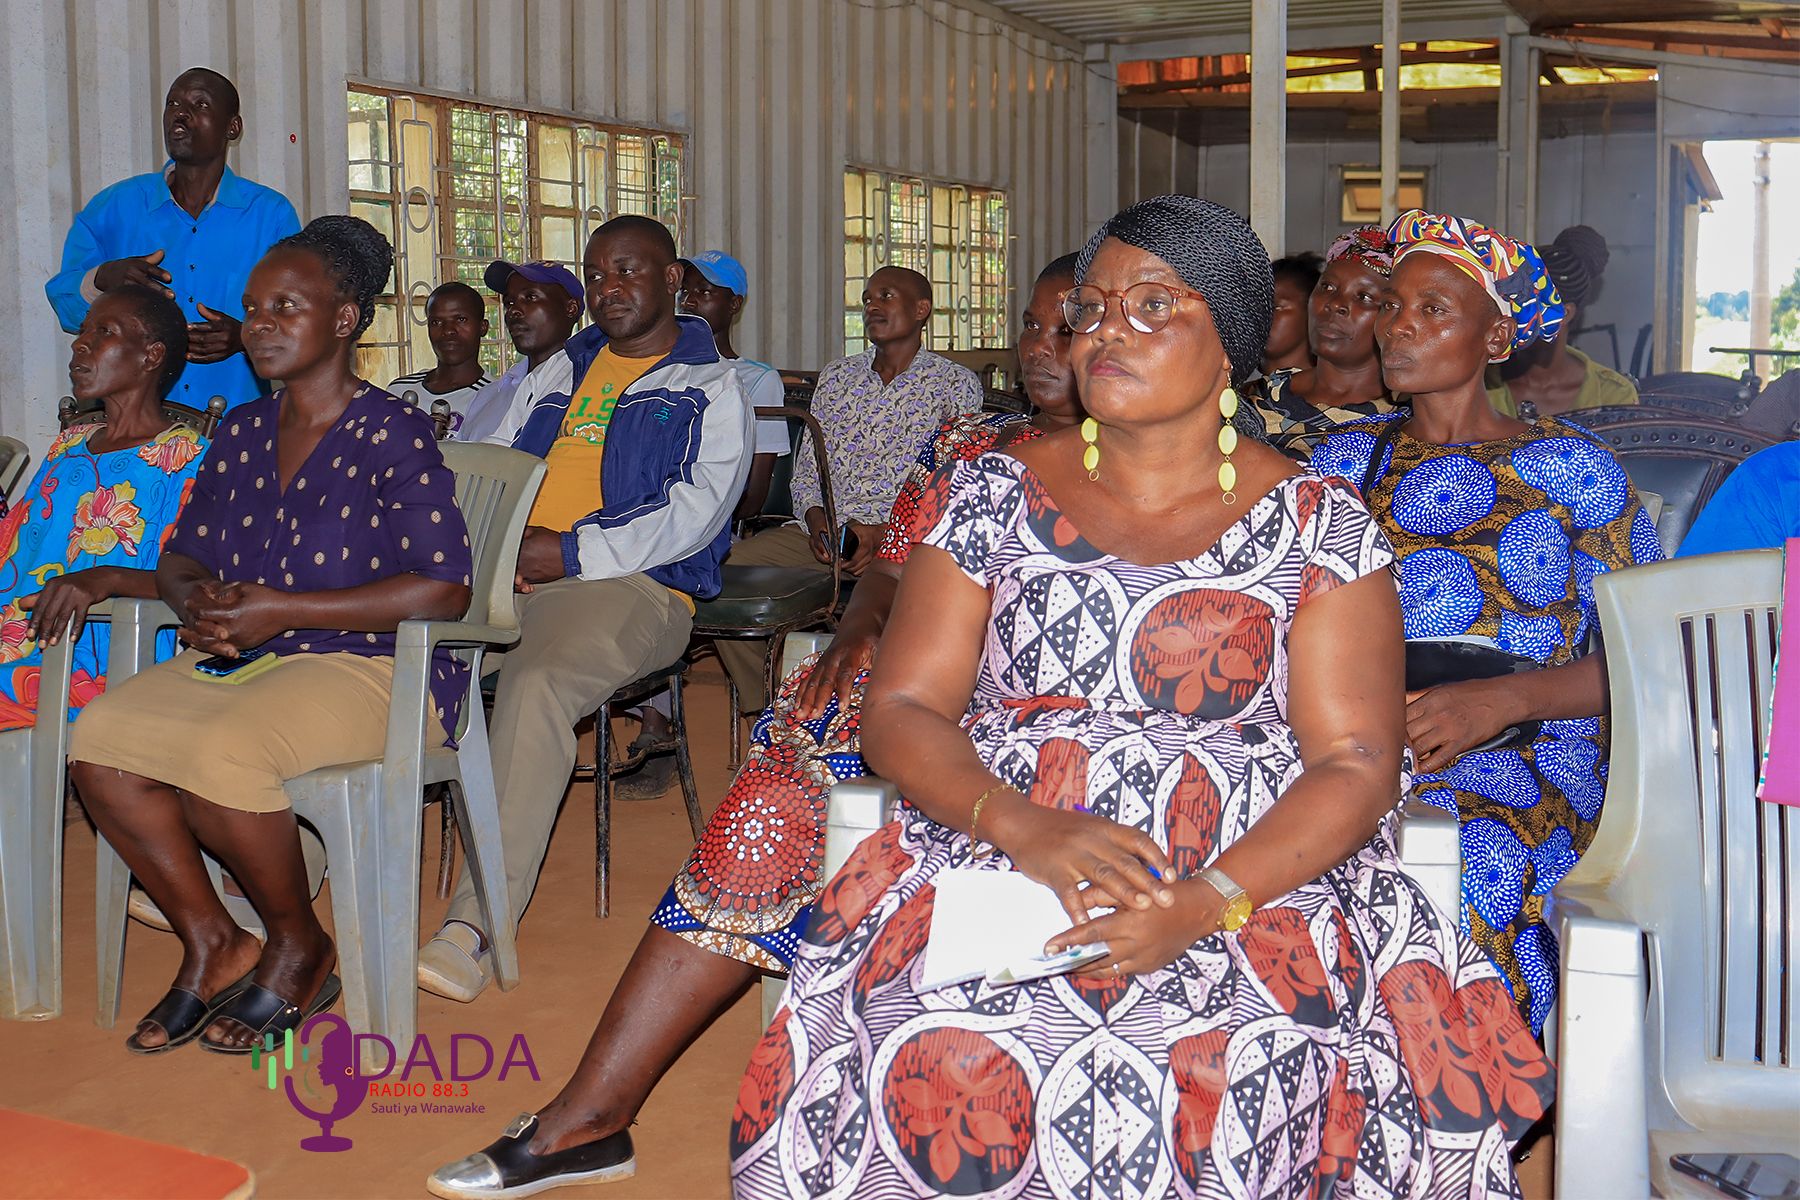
[285, 1013, 373, 1152]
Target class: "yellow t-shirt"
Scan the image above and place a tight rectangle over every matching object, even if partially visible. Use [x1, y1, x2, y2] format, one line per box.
[528, 347, 663, 531]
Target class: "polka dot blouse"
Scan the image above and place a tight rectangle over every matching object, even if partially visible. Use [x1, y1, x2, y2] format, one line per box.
[165, 385, 476, 737]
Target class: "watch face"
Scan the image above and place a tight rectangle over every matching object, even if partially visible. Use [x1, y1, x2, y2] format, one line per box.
[1221, 896, 1253, 931]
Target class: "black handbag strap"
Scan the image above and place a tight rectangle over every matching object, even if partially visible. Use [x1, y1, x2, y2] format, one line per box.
[1359, 417, 1408, 500]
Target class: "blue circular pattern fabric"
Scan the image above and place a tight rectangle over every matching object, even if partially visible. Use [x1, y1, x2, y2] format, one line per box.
[1497, 610, 1564, 660]
[1512, 435, 1628, 527]
[1497, 510, 1573, 607]
[1391, 454, 1496, 536]
[1462, 817, 1529, 929]
[1397, 548, 1481, 638]
[1630, 506, 1663, 565]
[1444, 750, 1542, 809]
[1316, 414, 1662, 1036]
[1532, 737, 1605, 820]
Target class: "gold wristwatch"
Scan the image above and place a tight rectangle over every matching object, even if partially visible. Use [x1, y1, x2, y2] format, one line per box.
[1197, 866, 1254, 931]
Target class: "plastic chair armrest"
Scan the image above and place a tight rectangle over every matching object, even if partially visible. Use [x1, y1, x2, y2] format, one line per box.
[823, 777, 900, 880]
[1555, 885, 1651, 1198]
[1395, 799, 1462, 923]
[393, 619, 521, 653]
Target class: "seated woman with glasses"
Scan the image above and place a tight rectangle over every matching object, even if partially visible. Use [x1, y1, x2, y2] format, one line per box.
[1317, 210, 1662, 1035]
[730, 196, 1552, 1200]
[70, 215, 473, 1057]
[0, 285, 207, 731]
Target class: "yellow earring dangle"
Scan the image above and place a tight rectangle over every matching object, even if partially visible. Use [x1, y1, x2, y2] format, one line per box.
[1217, 388, 1239, 504]
[1081, 418, 1100, 480]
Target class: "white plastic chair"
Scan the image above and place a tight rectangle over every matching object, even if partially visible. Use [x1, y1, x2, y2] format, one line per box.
[0, 436, 29, 498]
[0, 603, 104, 1021]
[95, 442, 546, 1068]
[1555, 549, 1795, 1199]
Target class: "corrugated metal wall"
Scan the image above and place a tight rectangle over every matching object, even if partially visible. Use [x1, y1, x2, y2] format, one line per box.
[0, 0, 1091, 446]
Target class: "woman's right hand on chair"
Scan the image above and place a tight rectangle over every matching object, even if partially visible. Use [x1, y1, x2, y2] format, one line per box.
[982, 789, 1176, 927]
[19, 567, 115, 646]
[795, 629, 879, 718]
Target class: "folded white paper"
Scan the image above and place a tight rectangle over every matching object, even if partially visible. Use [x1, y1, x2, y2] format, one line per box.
[918, 868, 1108, 991]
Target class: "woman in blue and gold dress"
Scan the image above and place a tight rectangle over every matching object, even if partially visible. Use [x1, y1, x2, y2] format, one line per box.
[1318, 210, 1662, 1034]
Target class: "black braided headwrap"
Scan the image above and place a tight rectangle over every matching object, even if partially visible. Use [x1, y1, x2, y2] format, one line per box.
[1075, 195, 1274, 387]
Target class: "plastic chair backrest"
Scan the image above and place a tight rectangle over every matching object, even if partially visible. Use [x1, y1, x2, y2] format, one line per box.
[1577, 550, 1795, 1137]
[0, 436, 29, 498]
[439, 441, 547, 635]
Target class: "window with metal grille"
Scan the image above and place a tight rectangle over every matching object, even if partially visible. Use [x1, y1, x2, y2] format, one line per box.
[347, 86, 684, 385]
[843, 167, 1008, 357]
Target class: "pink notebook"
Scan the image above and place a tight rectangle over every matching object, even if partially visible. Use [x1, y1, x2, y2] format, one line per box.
[1758, 538, 1800, 807]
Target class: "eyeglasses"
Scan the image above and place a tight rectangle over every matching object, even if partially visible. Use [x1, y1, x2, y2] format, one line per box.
[1061, 282, 1206, 335]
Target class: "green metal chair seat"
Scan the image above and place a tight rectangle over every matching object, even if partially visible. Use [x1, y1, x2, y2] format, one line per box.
[694, 564, 835, 630]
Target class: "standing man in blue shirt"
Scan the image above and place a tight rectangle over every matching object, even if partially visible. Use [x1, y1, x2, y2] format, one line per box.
[45, 68, 300, 410]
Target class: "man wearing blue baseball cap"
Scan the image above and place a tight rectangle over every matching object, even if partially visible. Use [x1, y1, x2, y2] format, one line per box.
[456, 259, 584, 444]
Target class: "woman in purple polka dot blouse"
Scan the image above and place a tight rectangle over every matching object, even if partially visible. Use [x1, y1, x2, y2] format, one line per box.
[71, 216, 474, 1058]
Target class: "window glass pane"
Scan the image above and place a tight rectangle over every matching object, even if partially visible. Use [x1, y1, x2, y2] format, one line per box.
[614, 134, 651, 215]
[347, 91, 390, 193]
[537, 124, 575, 210]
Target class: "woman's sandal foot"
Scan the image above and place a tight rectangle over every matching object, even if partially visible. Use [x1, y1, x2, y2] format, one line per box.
[427, 1113, 635, 1199]
[198, 973, 342, 1055]
[124, 970, 255, 1055]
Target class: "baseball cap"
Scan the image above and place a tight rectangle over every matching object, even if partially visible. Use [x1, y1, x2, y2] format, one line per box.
[678, 250, 748, 297]
[484, 259, 583, 303]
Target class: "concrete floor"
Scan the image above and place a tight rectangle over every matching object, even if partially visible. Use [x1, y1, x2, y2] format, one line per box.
[0, 666, 756, 1200]
[0, 661, 1557, 1200]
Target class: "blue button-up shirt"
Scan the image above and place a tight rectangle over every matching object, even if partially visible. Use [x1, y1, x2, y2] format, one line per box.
[46, 164, 300, 409]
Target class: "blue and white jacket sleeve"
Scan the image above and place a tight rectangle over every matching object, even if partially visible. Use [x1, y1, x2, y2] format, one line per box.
[562, 368, 755, 581]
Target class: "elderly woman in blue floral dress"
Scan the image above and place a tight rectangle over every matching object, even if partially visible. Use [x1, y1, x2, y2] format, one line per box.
[0, 285, 205, 731]
[1317, 210, 1662, 1034]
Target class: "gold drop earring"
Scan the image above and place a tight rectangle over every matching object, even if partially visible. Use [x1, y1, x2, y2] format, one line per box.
[1217, 387, 1239, 504]
[1081, 418, 1100, 480]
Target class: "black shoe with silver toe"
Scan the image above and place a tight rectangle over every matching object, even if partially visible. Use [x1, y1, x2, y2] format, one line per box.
[426, 1113, 635, 1199]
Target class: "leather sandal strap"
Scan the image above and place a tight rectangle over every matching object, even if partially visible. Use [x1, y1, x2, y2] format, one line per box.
[210, 982, 304, 1041]
[137, 987, 209, 1041]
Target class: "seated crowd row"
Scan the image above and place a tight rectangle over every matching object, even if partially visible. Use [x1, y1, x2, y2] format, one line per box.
[11, 114, 1798, 1199]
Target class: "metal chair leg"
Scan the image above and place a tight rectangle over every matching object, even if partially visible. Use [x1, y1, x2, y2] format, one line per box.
[595, 707, 612, 918]
[435, 785, 457, 899]
[668, 672, 705, 839]
[727, 674, 742, 770]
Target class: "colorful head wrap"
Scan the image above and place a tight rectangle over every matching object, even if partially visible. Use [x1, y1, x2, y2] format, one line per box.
[1386, 209, 1565, 361]
[1326, 225, 1393, 276]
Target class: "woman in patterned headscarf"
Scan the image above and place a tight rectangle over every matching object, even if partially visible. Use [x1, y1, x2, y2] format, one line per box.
[1317, 210, 1663, 1035]
[1486, 224, 1639, 417]
[1255, 225, 1401, 458]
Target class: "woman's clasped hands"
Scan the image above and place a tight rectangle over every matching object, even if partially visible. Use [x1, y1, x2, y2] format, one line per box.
[177, 578, 294, 657]
[978, 787, 1228, 979]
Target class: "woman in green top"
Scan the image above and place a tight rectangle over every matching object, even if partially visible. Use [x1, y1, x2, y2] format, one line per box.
[1486, 224, 1638, 417]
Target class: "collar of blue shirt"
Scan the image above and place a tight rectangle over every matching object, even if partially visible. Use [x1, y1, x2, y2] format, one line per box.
[157, 160, 248, 213]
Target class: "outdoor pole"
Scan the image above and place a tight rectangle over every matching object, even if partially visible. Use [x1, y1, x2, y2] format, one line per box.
[1250, 0, 1288, 256]
[1751, 141, 1773, 382]
[1380, 0, 1401, 226]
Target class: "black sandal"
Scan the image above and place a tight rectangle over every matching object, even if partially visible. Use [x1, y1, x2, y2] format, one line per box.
[198, 973, 341, 1055]
[124, 971, 253, 1056]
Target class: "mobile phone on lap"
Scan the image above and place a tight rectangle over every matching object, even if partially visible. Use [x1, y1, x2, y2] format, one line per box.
[1670, 1153, 1800, 1199]
[192, 647, 277, 681]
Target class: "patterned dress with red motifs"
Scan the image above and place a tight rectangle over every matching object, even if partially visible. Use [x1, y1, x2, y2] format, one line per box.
[730, 453, 1554, 1200]
[653, 413, 1034, 969]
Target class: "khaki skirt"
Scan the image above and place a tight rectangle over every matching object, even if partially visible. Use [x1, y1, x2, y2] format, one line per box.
[70, 649, 440, 813]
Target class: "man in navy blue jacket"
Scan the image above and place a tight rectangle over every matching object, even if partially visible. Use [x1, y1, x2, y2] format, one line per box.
[421, 216, 754, 1001]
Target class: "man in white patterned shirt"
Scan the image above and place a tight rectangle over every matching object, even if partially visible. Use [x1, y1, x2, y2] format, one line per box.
[716, 264, 981, 712]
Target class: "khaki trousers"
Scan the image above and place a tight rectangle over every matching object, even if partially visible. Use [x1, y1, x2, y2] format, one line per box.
[444, 572, 691, 931]
[714, 524, 828, 713]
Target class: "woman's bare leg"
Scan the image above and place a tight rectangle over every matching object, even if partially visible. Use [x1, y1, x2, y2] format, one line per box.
[528, 925, 758, 1155]
[72, 762, 262, 1048]
[175, 794, 336, 1049]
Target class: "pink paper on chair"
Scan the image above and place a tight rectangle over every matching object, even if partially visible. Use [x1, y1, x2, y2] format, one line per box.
[1759, 538, 1800, 806]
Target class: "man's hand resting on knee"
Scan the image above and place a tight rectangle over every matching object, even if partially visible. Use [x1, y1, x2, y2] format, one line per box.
[513, 526, 568, 594]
